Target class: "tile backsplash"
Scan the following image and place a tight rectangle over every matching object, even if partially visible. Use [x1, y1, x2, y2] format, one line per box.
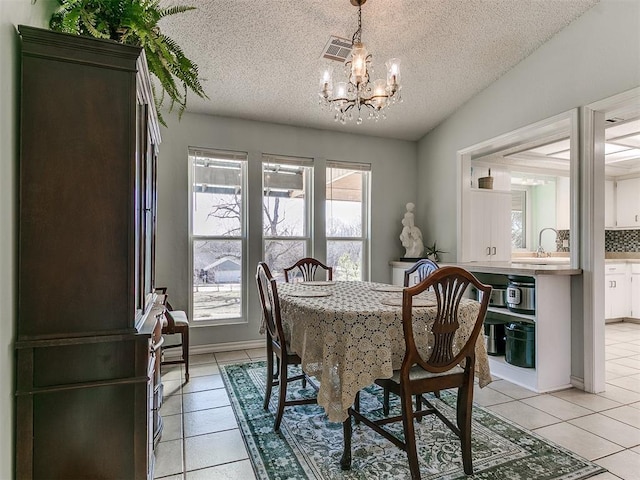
[556, 229, 570, 252]
[605, 229, 640, 252]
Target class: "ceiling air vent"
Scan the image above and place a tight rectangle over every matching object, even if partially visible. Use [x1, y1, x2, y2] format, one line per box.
[321, 36, 352, 63]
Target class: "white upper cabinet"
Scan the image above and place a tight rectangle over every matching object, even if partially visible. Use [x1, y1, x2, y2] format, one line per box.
[466, 190, 512, 262]
[615, 177, 640, 228]
[605, 180, 616, 228]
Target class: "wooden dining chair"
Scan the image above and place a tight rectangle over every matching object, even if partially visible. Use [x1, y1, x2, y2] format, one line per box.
[155, 287, 190, 382]
[404, 258, 439, 287]
[256, 262, 317, 431]
[283, 257, 333, 283]
[349, 266, 491, 479]
[380, 258, 442, 417]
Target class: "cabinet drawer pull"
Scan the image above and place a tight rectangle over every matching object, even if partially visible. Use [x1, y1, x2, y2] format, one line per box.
[492, 247, 497, 255]
[486, 247, 491, 255]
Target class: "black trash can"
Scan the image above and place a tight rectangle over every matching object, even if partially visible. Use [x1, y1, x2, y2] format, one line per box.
[505, 322, 535, 368]
[484, 317, 507, 356]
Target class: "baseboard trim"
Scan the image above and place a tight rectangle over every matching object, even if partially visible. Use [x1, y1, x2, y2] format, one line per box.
[570, 375, 585, 391]
[606, 317, 640, 324]
[163, 339, 264, 359]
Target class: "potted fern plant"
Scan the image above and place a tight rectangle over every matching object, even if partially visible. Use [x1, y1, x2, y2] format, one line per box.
[425, 242, 446, 262]
[49, 0, 207, 125]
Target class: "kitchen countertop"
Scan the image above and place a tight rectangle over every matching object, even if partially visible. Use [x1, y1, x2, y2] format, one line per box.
[389, 260, 582, 276]
[604, 254, 640, 263]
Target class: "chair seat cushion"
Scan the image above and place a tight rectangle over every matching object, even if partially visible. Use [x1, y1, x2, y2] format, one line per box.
[387, 364, 464, 384]
[162, 310, 189, 328]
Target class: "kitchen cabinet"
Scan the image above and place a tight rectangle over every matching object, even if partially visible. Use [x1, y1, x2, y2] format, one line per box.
[16, 26, 162, 479]
[604, 263, 630, 320]
[605, 180, 616, 228]
[477, 272, 572, 393]
[390, 261, 577, 393]
[467, 190, 512, 262]
[615, 178, 640, 228]
[631, 264, 640, 319]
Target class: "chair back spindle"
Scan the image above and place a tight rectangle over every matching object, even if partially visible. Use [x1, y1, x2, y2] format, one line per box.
[402, 266, 491, 375]
[283, 257, 333, 283]
[404, 258, 439, 287]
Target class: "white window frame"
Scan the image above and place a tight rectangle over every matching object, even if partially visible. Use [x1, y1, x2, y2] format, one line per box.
[325, 161, 371, 281]
[188, 147, 248, 325]
[261, 154, 314, 280]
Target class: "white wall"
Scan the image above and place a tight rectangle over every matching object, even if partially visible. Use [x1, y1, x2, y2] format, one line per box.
[531, 182, 558, 252]
[0, 1, 55, 475]
[417, 0, 640, 382]
[417, 0, 640, 252]
[156, 113, 417, 347]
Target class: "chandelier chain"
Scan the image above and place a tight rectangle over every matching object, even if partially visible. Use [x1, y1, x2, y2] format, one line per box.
[352, 3, 362, 45]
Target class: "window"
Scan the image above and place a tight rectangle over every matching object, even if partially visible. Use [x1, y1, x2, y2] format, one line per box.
[190, 148, 247, 322]
[262, 155, 313, 280]
[326, 162, 370, 280]
[511, 189, 527, 249]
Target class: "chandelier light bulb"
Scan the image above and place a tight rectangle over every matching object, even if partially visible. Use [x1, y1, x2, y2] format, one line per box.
[350, 42, 368, 84]
[335, 82, 348, 100]
[319, 65, 334, 98]
[317, 0, 402, 125]
[372, 78, 387, 109]
[386, 58, 401, 87]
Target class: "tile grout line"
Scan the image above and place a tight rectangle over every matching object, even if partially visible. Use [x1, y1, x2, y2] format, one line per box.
[181, 367, 187, 480]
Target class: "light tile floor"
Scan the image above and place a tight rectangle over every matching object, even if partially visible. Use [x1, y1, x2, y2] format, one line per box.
[155, 322, 640, 479]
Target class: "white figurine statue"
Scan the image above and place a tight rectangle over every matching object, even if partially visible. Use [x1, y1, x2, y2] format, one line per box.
[399, 202, 424, 258]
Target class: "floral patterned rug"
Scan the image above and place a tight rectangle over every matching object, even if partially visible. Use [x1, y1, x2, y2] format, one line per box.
[221, 361, 605, 480]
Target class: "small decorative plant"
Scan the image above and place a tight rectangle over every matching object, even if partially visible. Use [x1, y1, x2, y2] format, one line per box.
[425, 242, 446, 262]
[49, 0, 208, 126]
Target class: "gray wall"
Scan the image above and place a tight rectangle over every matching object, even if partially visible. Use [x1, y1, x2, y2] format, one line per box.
[416, 0, 640, 381]
[156, 113, 417, 347]
[0, 1, 55, 476]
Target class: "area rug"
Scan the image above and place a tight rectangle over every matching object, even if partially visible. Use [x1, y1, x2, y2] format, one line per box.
[221, 361, 605, 480]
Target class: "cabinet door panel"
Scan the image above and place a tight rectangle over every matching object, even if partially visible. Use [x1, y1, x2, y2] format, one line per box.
[632, 275, 640, 319]
[469, 190, 512, 262]
[605, 272, 630, 319]
[615, 178, 640, 228]
[491, 192, 513, 261]
[605, 180, 616, 228]
[469, 191, 492, 261]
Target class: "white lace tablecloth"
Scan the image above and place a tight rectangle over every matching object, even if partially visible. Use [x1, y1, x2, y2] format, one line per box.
[278, 280, 492, 423]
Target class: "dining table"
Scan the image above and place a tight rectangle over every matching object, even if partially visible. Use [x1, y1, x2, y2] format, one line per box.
[276, 279, 492, 468]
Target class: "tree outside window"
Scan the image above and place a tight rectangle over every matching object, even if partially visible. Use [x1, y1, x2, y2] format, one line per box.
[190, 149, 247, 322]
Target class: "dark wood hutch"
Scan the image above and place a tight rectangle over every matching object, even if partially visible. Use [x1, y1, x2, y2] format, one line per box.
[16, 26, 163, 479]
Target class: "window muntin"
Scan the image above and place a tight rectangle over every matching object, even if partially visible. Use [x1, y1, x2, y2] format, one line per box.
[190, 149, 247, 322]
[326, 163, 370, 281]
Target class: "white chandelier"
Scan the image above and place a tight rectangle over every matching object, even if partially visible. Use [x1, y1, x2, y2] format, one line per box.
[319, 0, 402, 125]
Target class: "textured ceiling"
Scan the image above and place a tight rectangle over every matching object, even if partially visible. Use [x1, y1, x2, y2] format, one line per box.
[159, 0, 599, 141]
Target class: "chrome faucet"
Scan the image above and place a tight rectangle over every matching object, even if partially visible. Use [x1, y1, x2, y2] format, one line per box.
[536, 227, 558, 257]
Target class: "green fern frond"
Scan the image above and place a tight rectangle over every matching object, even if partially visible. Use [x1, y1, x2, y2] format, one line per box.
[159, 5, 196, 18]
[48, 0, 207, 126]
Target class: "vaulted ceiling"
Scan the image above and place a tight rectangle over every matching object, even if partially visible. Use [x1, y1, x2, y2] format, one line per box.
[160, 0, 599, 141]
